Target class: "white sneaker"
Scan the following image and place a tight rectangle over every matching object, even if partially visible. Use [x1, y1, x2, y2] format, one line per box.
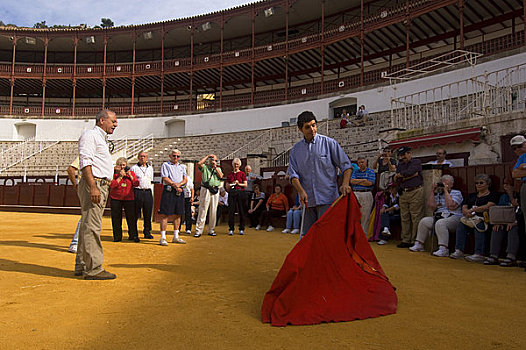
[377, 240, 388, 245]
[255, 225, 261, 230]
[266, 226, 274, 232]
[282, 228, 291, 234]
[409, 242, 425, 252]
[160, 238, 168, 246]
[186, 230, 192, 234]
[432, 247, 450, 257]
[449, 249, 464, 259]
[239, 230, 244, 235]
[68, 244, 78, 253]
[172, 237, 186, 244]
[291, 229, 300, 234]
[382, 227, 391, 236]
[465, 254, 484, 263]
[229, 230, 234, 235]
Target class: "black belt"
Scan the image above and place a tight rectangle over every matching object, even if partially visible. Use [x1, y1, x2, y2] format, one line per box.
[354, 189, 372, 192]
[134, 188, 152, 191]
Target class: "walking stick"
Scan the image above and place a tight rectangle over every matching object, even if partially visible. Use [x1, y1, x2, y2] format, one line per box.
[299, 204, 306, 240]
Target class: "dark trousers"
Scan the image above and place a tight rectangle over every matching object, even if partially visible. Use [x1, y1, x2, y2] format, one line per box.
[248, 206, 264, 227]
[181, 197, 193, 232]
[134, 188, 153, 236]
[217, 204, 228, 225]
[111, 198, 138, 241]
[228, 190, 246, 231]
[261, 209, 286, 227]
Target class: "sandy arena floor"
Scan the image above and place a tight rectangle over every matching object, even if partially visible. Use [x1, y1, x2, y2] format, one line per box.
[0, 211, 525, 350]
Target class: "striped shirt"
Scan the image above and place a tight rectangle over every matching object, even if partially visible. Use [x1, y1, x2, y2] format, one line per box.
[351, 167, 376, 191]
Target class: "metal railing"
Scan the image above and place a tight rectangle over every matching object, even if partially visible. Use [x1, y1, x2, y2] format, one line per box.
[0, 139, 59, 173]
[391, 64, 526, 130]
[111, 134, 154, 158]
[222, 129, 273, 160]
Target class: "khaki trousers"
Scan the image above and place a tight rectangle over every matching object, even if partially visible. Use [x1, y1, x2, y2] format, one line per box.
[195, 188, 219, 235]
[75, 177, 109, 276]
[354, 191, 374, 234]
[399, 186, 424, 244]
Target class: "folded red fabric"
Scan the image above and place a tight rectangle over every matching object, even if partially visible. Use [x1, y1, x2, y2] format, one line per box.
[261, 193, 398, 326]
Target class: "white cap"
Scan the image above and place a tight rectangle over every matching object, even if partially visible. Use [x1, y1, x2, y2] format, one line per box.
[510, 135, 526, 146]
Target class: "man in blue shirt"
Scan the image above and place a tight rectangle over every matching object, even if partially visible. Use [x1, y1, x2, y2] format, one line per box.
[287, 111, 353, 237]
[511, 135, 526, 233]
[350, 156, 376, 233]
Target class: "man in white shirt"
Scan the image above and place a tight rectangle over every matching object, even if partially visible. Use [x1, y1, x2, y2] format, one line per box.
[428, 148, 454, 167]
[76, 109, 118, 280]
[131, 151, 154, 239]
[158, 149, 187, 245]
[181, 166, 194, 234]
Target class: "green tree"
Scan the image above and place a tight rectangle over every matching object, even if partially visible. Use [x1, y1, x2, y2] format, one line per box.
[33, 21, 48, 28]
[100, 18, 114, 28]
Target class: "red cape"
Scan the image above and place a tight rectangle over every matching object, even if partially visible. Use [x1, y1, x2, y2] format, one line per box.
[261, 193, 398, 326]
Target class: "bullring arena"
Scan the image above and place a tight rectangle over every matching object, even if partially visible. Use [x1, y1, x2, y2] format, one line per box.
[1, 0, 526, 349]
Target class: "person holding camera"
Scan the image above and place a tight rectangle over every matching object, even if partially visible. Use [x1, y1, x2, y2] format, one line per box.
[373, 147, 397, 191]
[110, 157, 140, 242]
[450, 174, 498, 262]
[158, 150, 188, 245]
[409, 175, 463, 257]
[194, 154, 223, 237]
[226, 158, 248, 235]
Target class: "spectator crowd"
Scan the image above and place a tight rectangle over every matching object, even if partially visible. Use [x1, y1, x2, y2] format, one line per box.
[69, 109, 526, 278]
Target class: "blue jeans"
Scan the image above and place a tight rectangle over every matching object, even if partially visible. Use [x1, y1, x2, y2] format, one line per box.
[455, 220, 490, 255]
[70, 218, 81, 246]
[301, 205, 330, 239]
[286, 209, 302, 229]
[380, 213, 400, 240]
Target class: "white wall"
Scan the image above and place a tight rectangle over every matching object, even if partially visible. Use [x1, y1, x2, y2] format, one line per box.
[0, 51, 524, 142]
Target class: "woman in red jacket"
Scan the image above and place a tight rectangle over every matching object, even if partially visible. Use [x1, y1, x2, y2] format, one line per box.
[261, 184, 289, 232]
[110, 157, 140, 242]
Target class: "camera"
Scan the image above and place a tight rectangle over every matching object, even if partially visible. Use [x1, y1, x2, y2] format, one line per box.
[124, 166, 130, 172]
[434, 182, 445, 195]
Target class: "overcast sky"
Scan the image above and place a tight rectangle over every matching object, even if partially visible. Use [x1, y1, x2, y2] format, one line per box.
[1, 0, 254, 27]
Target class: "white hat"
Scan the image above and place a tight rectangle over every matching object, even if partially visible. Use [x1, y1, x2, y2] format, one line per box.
[510, 135, 526, 146]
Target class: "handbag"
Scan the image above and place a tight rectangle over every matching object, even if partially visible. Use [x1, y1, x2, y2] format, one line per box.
[488, 206, 517, 225]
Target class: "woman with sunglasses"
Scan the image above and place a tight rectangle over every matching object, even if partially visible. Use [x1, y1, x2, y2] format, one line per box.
[450, 174, 499, 262]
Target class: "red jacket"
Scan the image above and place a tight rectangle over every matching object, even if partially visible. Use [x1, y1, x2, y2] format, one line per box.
[267, 193, 289, 212]
[110, 170, 139, 201]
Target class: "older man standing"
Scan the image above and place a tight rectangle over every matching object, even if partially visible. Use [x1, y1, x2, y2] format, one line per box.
[288, 111, 353, 237]
[394, 146, 424, 248]
[159, 149, 187, 246]
[194, 154, 223, 237]
[350, 156, 376, 233]
[131, 151, 154, 239]
[76, 109, 118, 280]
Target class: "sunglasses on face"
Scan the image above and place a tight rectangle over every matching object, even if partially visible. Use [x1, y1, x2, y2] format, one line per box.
[475, 181, 486, 185]
[171, 154, 180, 158]
[512, 145, 521, 150]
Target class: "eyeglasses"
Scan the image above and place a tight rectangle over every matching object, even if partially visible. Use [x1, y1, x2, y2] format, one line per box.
[475, 181, 486, 185]
[170, 154, 181, 158]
